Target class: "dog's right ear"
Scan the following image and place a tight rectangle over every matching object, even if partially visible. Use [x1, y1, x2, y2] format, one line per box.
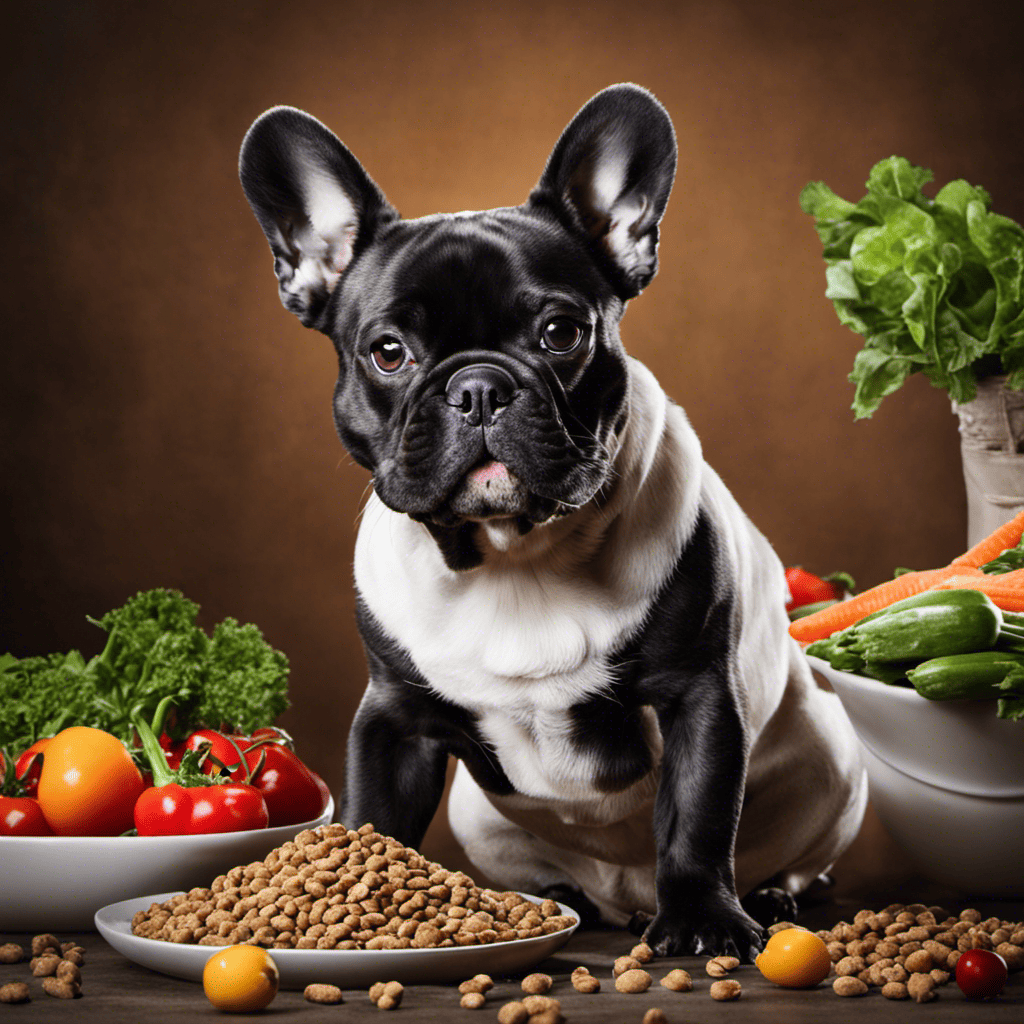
[239, 107, 397, 328]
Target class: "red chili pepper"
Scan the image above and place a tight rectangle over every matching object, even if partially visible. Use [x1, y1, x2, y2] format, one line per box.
[132, 716, 268, 836]
[784, 567, 854, 611]
[0, 796, 53, 836]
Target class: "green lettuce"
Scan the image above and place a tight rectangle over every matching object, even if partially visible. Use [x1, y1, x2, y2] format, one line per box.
[800, 157, 1024, 418]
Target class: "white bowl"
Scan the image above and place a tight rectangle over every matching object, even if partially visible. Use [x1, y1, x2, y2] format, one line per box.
[810, 655, 1024, 895]
[95, 891, 579, 989]
[0, 798, 333, 931]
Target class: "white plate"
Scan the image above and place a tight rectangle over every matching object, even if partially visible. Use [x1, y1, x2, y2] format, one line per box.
[95, 891, 580, 989]
[0, 798, 334, 931]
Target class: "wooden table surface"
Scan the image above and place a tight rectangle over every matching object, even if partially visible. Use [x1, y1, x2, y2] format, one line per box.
[3, 890, 1022, 1023]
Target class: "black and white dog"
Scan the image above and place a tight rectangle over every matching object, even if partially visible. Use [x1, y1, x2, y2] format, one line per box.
[239, 84, 866, 959]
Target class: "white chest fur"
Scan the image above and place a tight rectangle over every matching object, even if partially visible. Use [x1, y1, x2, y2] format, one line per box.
[354, 361, 703, 805]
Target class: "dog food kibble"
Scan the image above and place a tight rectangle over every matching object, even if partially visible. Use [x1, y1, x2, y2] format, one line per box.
[521, 972, 553, 994]
[615, 968, 652, 993]
[0, 944, 24, 964]
[202, 945, 279, 1012]
[755, 927, 832, 988]
[814, 903, 1024, 996]
[613, 954, 642, 976]
[30, 954, 62, 977]
[521, 994, 560, 1015]
[497, 1002, 529, 1024]
[642, 1010, 668, 1024]
[832, 975, 868, 997]
[630, 942, 654, 964]
[660, 967, 693, 992]
[41, 977, 81, 999]
[304, 983, 344, 1003]
[570, 967, 600, 993]
[459, 974, 494, 994]
[705, 954, 740, 977]
[371, 980, 404, 1010]
[460, 991, 486, 1008]
[709, 978, 742, 1001]
[130, 823, 574, 950]
[31, 934, 61, 957]
[0, 983, 31, 1004]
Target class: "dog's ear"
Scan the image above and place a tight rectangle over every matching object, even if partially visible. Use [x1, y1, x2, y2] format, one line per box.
[239, 106, 397, 328]
[530, 84, 677, 299]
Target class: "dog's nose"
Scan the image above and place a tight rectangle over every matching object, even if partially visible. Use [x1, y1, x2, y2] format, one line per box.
[444, 364, 517, 427]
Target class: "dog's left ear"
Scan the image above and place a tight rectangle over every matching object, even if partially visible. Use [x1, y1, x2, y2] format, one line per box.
[530, 83, 677, 299]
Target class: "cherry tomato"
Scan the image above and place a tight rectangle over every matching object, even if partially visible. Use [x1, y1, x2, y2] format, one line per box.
[185, 730, 251, 780]
[187, 783, 269, 834]
[134, 782, 194, 835]
[14, 739, 50, 797]
[203, 945, 279, 1012]
[242, 743, 329, 827]
[0, 796, 53, 836]
[956, 948, 1008, 1000]
[36, 726, 145, 836]
[785, 567, 845, 611]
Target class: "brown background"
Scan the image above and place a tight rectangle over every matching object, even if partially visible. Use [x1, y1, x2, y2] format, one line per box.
[3, 1, 1023, 890]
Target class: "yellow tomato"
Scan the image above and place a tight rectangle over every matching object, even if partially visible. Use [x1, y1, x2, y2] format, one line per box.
[755, 927, 832, 988]
[36, 726, 145, 836]
[203, 945, 279, 1013]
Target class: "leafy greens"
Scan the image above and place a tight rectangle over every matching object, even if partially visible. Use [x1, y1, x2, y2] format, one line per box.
[800, 156, 1024, 418]
[0, 588, 290, 754]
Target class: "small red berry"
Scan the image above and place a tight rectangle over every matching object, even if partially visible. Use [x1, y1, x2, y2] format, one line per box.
[955, 949, 1007, 1000]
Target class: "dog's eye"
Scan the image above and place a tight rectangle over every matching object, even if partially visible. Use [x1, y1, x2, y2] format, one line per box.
[370, 337, 409, 374]
[541, 318, 583, 354]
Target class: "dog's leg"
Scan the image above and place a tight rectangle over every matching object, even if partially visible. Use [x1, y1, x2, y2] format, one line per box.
[339, 682, 448, 849]
[641, 682, 765, 961]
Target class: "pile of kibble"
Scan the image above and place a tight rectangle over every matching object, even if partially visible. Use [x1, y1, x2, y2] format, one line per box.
[131, 823, 575, 949]
[810, 902, 1024, 1001]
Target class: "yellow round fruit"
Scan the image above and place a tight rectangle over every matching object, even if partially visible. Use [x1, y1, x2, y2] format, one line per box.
[754, 927, 832, 988]
[202, 945, 279, 1012]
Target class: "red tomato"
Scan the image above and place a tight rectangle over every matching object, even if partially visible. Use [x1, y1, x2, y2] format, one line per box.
[785, 567, 843, 611]
[14, 739, 50, 797]
[134, 783, 194, 835]
[187, 784, 269, 834]
[242, 744, 328, 827]
[1, 796, 53, 836]
[36, 726, 146, 836]
[956, 949, 1008, 999]
[185, 730, 251, 780]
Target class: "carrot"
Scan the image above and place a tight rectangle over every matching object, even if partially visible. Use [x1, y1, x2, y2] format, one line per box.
[789, 566, 965, 644]
[950, 508, 1024, 568]
[929, 568, 1024, 612]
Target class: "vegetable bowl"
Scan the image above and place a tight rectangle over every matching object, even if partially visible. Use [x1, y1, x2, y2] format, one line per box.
[0, 797, 333, 931]
[809, 655, 1024, 895]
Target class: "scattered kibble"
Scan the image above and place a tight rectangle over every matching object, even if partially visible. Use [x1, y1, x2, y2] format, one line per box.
[0, 944, 24, 965]
[630, 942, 654, 964]
[497, 1000, 529, 1024]
[881, 980, 908, 1000]
[642, 1009, 668, 1024]
[0, 983, 31, 1004]
[709, 978, 742, 1001]
[832, 976, 868, 997]
[31, 934, 61, 957]
[614, 955, 643, 977]
[460, 991, 486, 1009]
[304, 983, 344, 1003]
[615, 968, 652, 993]
[372, 980, 404, 1010]
[521, 994, 560, 1015]
[706, 954, 739, 977]
[571, 968, 600, 993]
[521, 972, 553, 994]
[41, 977, 80, 1000]
[660, 967, 693, 992]
[459, 974, 493, 994]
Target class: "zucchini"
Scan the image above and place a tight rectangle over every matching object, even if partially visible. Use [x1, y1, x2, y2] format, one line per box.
[846, 589, 1002, 664]
[907, 651, 1024, 701]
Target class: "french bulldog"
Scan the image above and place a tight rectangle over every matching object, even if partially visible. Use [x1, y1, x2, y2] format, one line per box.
[238, 83, 867, 959]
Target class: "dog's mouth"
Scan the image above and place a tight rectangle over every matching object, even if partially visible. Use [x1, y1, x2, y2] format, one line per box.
[444, 459, 532, 521]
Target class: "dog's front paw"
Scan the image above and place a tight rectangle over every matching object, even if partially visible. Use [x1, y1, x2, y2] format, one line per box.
[643, 903, 765, 961]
